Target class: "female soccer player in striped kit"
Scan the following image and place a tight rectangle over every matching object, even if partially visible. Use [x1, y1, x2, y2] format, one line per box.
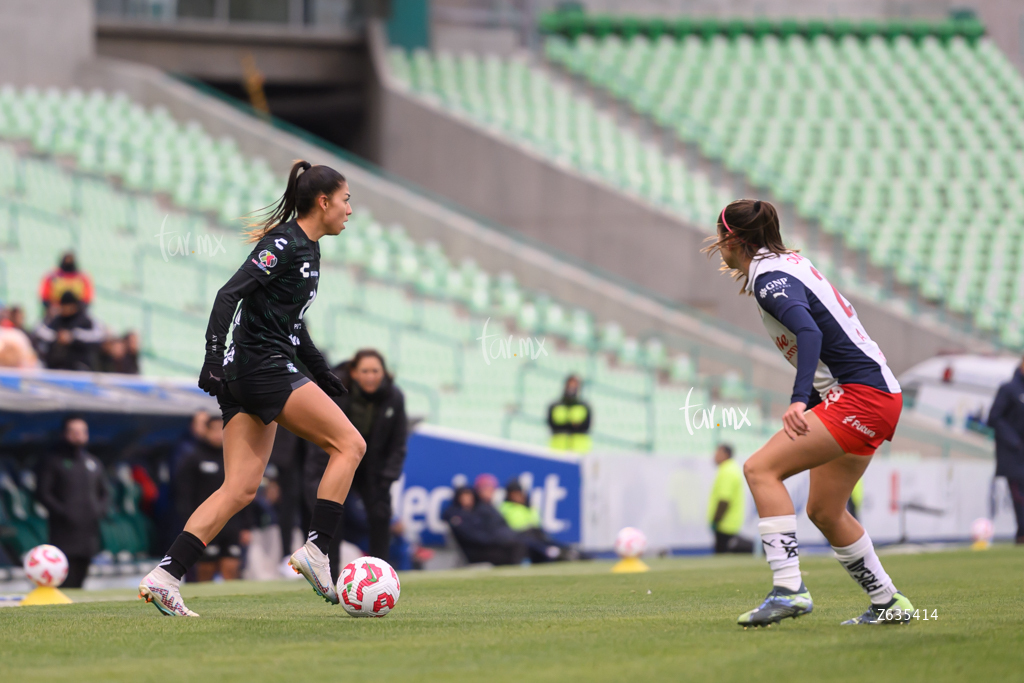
[139, 161, 365, 616]
[705, 199, 915, 627]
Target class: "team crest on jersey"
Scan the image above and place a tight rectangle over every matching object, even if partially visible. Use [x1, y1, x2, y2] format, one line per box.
[286, 362, 298, 374]
[258, 250, 278, 269]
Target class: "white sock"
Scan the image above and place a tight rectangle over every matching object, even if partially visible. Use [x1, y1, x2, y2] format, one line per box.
[832, 532, 897, 605]
[758, 515, 802, 592]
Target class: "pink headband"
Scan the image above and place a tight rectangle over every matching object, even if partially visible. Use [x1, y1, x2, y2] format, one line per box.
[720, 208, 733, 234]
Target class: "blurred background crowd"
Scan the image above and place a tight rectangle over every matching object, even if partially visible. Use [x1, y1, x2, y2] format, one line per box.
[1, 251, 139, 373]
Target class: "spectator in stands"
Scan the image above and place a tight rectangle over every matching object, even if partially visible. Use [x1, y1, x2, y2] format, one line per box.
[99, 332, 140, 374]
[987, 356, 1024, 544]
[500, 479, 570, 562]
[39, 252, 93, 315]
[36, 416, 109, 588]
[547, 374, 592, 453]
[33, 292, 105, 371]
[442, 484, 525, 566]
[304, 349, 408, 574]
[708, 444, 752, 554]
[2, 305, 27, 334]
[0, 316, 38, 368]
[175, 417, 255, 581]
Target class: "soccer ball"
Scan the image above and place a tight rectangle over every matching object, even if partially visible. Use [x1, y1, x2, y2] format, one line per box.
[23, 545, 69, 587]
[337, 556, 401, 618]
[614, 527, 647, 558]
[970, 517, 994, 543]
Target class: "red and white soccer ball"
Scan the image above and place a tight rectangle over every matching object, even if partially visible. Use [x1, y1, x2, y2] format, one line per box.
[971, 517, 994, 543]
[337, 556, 401, 618]
[614, 527, 647, 558]
[23, 544, 69, 587]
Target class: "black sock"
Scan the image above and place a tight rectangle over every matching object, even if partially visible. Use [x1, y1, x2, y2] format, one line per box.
[160, 531, 207, 581]
[308, 499, 344, 555]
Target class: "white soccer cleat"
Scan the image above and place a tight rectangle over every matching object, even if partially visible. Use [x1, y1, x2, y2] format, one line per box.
[289, 542, 339, 605]
[138, 568, 199, 617]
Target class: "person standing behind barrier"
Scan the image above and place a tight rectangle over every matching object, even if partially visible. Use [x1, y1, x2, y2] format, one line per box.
[708, 444, 752, 554]
[547, 375, 592, 453]
[36, 416, 109, 588]
[175, 417, 254, 581]
[268, 426, 303, 576]
[39, 252, 93, 315]
[987, 356, 1024, 544]
[304, 349, 407, 578]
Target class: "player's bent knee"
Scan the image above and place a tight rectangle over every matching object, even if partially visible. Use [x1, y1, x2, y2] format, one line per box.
[322, 429, 365, 467]
[743, 456, 769, 485]
[806, 501, 841, 530]
[221, 482, 260, 512]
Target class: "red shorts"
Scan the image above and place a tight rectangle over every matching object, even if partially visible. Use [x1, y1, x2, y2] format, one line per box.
[811, 384, 902, 456]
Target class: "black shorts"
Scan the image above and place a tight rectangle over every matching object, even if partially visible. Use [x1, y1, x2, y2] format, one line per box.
[219, 364, 311, 425]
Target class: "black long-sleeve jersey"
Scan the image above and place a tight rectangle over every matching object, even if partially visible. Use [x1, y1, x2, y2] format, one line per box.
[205, 221, 330, 382]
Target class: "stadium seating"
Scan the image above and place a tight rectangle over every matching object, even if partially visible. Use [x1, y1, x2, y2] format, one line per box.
[0, 85, 781, 456]
[541, 21, 1024, 349]
[388, 48, 732, 229]
[385, 46, 916, 328]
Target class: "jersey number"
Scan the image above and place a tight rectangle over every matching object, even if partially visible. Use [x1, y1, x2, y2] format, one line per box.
[809, 266, 855, 318]
[299, 290, 317, 320]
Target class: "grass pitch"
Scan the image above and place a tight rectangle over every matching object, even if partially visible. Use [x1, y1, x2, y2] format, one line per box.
[1, 546, 1022, 683]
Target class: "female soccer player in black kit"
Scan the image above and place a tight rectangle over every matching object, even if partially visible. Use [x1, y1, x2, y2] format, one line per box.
[140, 161, 366, 617]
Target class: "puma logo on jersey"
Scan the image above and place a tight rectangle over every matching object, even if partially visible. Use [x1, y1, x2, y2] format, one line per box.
[773, 291, 788, 298]
[823, 386, 844, 409]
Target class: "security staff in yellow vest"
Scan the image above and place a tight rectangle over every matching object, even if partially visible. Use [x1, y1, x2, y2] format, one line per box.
[547, 375, 592, 453]
[847, 477, 865, 519]
[708, 444, 753, 553]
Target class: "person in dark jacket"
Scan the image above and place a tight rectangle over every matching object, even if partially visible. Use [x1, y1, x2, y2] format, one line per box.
[304, 349, 407, 579]
[175, 417, 255, 580]
[268, 426, 304, 576]
[442, 484, 526, 566]
[36, 416, 110, 588]
[98, 333, 140, 374]
[987, 358, 1024, 543]
[32, 291, 105, 371]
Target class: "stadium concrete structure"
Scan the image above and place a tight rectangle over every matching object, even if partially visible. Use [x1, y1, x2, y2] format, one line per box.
[0, 1, 1000, 461]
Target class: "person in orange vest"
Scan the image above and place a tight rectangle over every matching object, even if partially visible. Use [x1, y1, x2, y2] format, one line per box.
[547, 375, 592, 453]
[39, 252, 94, 315]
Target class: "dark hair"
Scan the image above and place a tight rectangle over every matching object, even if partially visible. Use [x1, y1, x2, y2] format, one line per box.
[717, 443, 734, 459]
[350, 348, 393, 381]
[245, 160, 346, 242]
[62, 414, 86, 432]
[701, 199, 796, 294]
[453, 486, 477, 508]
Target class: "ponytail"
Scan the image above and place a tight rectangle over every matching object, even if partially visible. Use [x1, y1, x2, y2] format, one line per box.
[244, 160, 345, 242]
